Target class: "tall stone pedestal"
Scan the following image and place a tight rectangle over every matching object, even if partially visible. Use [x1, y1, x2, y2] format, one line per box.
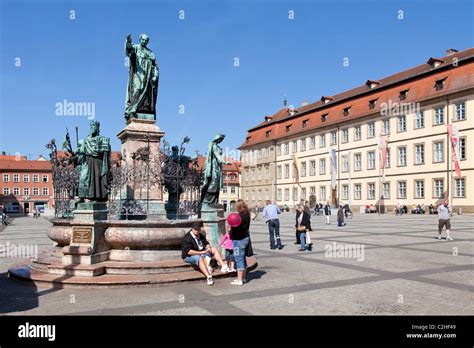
[61, 202, 110, 267]
[117, 118, 166, 219]
[200, 204, 226, 253]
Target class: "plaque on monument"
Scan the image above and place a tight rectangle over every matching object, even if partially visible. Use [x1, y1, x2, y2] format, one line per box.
[72, 227, 93, 244]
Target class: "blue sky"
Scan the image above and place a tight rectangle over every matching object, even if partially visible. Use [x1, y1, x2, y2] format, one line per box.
[0, 0, 473, 159]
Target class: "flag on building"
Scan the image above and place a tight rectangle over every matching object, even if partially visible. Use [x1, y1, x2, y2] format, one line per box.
[330, 148, 337, 190]
[376, 135, 388, 182]
[292, 153, 300, 183]
[447, 124, 462, 177]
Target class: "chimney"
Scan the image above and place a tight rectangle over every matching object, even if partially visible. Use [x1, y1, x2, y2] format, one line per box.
[446, 48, 458, 56]
[1, 151, 5, 155]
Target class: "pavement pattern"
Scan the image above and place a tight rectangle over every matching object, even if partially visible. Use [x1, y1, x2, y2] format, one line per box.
[0, 212, 472, 315]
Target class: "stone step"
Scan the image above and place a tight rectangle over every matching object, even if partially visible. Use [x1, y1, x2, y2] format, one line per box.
[103, 259, 191, 275]
[46, 262, 106, 277]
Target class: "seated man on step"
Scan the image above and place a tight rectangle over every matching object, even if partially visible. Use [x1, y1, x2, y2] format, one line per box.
[181, 221, 230, 285]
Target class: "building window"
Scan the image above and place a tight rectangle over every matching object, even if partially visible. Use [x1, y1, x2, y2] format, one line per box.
[42, 174, 49, 182]
[342, 129, 349, 143]
[367, 122, 375, 138]
[382, 119, 390, 135]
[286, 125, 292, 133]
[342, 155, 349, 173]
[292, 141, 297, 153]
[433, 141, 444, 163]
[277, 165, 282, 179]
[454, 178, 465, 197]
[354, 184, 362, 200]
[398, 181, 407, 199]
[284, 188, 290, 201]
[33, 187, 39, 195]
[459, 138, 466, 160]
[321, 114, 328, 123]
[231, 186, 236, 194]
[13, 187, 20, 195]
[223, 186, 228, 194]
[320, 134, 326, 148]
[415, 111, 424, 129]
[3, 188, 9, 195]
[455, 101, 466, 121]
[293, 188, 298, 201]
[354, 153, 362, 171]
[277, 189, 282, 201]
[415, 144, 425, 165]
[265, 130, 271, 138]
[368, 183, 376, 199]
[301, 187, 307, 200]
[369, 99, 377, 109]
[398, 115, 407, 132]
[434, 79, 445, 91]
[24, 174, 30, 182]
[330, 131, 337, 145]
[284, 143, 289, 155]
[310, 186, 316, 195]
[434, 106, 444, 125]
[302, 119, 309, 128]
[309, 136, 316, 149]
[23, 187, 29, 195]
[276, 144, 281, 156]
[415, 180, 424, 198]
[2, 174, 9, 182]
[434, 179, 444, 198]
[320, 159, 326, 175]
[301, 138, 307, 152]
[310, 160, 316, 176]
[354, 125, 361, 141]
[284, 164, 290, 178]
[368, 151, 376, 170]
[319, 186, 326, 202]
[343, 107, 351, 116]
[399, 89, 408, 100]
[385, 148, 391, 168]
[301, 161, 307, 177]
[383, 182, 390, 199]
[398, 146, 407, 166]
[33, 174, 39, 182]
[342, 185, 349, 200]
[13, 174, 19, 182]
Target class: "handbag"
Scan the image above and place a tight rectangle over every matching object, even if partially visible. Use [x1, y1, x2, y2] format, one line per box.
[306, 231, 312, 244]
[297, 225, 306, 232]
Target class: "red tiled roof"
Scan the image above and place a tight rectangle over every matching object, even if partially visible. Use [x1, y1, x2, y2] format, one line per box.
[0, 160, 52, 171]
[240, 48, 474, 149]
[195, 156, 241, 173]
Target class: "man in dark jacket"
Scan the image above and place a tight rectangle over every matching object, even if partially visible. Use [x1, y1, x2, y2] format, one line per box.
[181, 221, 228, 285]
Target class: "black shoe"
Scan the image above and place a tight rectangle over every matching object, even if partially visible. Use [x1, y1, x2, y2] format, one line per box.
[298, 247, 306, 252]
[277, 245, 284, 250]
[294, 241, 299, 245]
[307, 244, 313, 251]
[270, 247, 276, 250]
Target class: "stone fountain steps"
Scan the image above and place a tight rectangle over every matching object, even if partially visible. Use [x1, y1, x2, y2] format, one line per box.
[8, 257, 258, 289]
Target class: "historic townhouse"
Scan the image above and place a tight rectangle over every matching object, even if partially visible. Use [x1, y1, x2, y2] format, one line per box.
[239, 48, 474, 212]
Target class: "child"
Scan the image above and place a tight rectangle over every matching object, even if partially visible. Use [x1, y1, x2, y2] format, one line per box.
[217, 230, 236, 272]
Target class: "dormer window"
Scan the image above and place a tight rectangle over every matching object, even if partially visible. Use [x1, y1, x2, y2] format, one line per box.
[369, 99, 377, 109]
[302, 119, 309, 128]
[435, 78, 446, 91]
[265, 130, 271, 138]
[264, 116, 273, 122]
[246, 136, 251, 144]
[366, 80, 381, 89]
[343, 107, 351, 117]
[321, 96, 334, 104]
[427, 57, 444, 68]
[321, 113, 328, 123]
[399, 89, 409, 101]
[286, 125, 292, 133]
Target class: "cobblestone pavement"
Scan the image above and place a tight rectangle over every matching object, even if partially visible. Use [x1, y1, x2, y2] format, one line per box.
[0, 213, 472, 315]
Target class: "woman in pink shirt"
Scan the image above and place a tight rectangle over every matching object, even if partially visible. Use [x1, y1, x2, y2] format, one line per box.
[218, 231, 236, 272]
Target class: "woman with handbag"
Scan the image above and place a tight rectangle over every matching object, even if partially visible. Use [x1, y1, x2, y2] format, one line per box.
[230, 199, 252, 285]
[295, 205, 313, 251]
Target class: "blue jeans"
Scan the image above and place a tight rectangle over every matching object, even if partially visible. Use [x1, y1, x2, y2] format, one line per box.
[299, 232, 306, 249]
[184, 252, 212, 267]
[233, 237, 249, 271]
[267, 219, 281, 248]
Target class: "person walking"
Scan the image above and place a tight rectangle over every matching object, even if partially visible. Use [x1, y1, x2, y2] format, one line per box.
[230, 199, 253, 285]
[437, 199, 453, 241]
[295, 205, 312, 251]
[324, 202, 331, 225]
[337, 204, 346, 227]
[262, 200, 283, 250]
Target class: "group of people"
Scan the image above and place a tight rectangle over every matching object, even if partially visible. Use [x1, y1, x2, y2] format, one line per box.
[181, 199, 252, 286]
[33, 208, 41, 218]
